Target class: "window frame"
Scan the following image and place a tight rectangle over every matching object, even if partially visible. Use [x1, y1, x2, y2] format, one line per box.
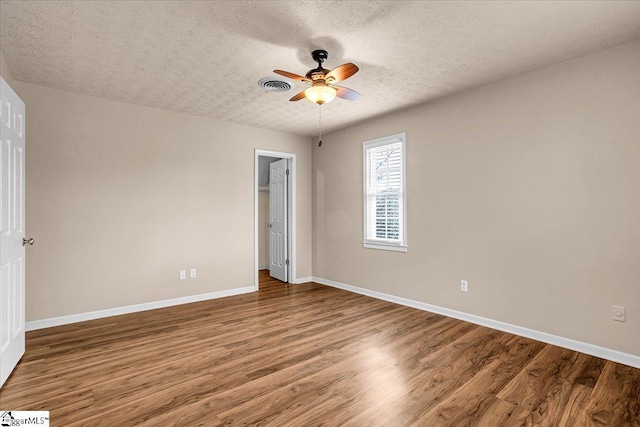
[362, 132, 407, 252]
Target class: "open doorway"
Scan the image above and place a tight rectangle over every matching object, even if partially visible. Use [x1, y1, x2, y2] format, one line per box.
[254, 150, 296, 289]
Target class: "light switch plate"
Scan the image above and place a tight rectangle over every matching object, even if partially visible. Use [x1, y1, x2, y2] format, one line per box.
[612, 305, 625, 322]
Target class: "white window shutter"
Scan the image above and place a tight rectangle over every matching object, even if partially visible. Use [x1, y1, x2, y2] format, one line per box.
[363, 134, 407, 252]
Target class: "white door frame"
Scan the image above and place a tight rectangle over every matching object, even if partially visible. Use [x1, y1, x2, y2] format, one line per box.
[254, 149, 296, 289]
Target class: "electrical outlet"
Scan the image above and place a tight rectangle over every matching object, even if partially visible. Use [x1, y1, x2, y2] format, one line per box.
[461, 280, 468, 292]
[179, 270, 186, 280]
[612, 305, 625, 322]
[190, 268, 197, 279]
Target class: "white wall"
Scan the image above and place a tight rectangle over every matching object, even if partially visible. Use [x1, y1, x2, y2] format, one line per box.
[313, 41, 640, 357]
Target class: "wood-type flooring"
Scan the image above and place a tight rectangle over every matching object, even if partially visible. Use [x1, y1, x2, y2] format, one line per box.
[1, 271, 639, 426]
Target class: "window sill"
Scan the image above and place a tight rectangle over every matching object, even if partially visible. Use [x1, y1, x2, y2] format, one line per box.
[363, 242, 408, 252]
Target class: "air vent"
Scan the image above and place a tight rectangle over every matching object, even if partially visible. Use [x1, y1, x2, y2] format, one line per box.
[258, 77, 292, 92]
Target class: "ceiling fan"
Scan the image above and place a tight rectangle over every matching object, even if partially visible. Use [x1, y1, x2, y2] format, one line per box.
[274, 49, 360, 105]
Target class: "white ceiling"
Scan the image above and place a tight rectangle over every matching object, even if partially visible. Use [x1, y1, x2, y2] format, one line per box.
[1, 1, 639, 137]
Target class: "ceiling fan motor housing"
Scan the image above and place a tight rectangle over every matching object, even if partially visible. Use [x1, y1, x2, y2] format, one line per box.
[312, 49, 329, 64]
[307, 50, 330, 81]
[306, 70, 327, 81]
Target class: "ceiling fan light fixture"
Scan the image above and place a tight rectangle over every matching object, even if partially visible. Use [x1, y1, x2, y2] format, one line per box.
[304, 85, 337, 105]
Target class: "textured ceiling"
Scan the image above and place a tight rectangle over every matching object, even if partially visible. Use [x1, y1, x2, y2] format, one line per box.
[1, 1, 639, 137]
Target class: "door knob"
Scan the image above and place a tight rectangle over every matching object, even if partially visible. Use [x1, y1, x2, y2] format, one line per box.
[22, 237, 34, 246]
[267, 223, 272, 228]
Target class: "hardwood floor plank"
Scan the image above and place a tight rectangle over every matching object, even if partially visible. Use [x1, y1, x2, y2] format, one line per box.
[1, 270, 638, 426]
[563, 353, 607, 388]
[558, 383, 596, 426]
[497, 345, 578, 410]
[346, 327, 507, 426]
[136, 330, 402, 426]
[412, 359, 508, 426]
[526, 379, 580, 426]
[411, 335, 545, 426]
[62, 305, 409, 424]
[582, 361, 640, 426]
[272, 318, 473, 427]
[474, 397, 533, 426]
[594, 362, 640, 400]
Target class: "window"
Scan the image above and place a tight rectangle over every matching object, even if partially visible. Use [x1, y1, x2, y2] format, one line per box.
[363, 133, 407, 252]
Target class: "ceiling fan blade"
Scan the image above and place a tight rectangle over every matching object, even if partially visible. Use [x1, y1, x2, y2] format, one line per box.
[274, 69, 312, 83]
[333, 85, 360, 101]
[289, 91, 306, 101]
[325, 63, 359, 83]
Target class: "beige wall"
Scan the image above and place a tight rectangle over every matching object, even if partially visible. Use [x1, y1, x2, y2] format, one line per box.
[0, 50, 15, 86]
[14, 81, 311, 321]
[313, 41, 640, 356]
[6, 37, 639, 357]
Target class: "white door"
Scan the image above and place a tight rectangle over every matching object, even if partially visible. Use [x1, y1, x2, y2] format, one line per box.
[269, 159, 287, 282]
[0, 77, 26, 388]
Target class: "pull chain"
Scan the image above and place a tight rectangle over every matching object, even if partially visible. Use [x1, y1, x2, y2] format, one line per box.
[318, 105, 323, 147]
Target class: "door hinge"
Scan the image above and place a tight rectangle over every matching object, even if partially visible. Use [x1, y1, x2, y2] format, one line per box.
[285, 259, 289, 266]
[286, 169, 289, 176]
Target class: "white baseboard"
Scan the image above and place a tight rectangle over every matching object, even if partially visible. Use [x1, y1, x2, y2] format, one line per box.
[26, 286, 256, 331]
[259, 265, 269, 270]
[293, 276, 312, 284]
[312, 276, 640, 369]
